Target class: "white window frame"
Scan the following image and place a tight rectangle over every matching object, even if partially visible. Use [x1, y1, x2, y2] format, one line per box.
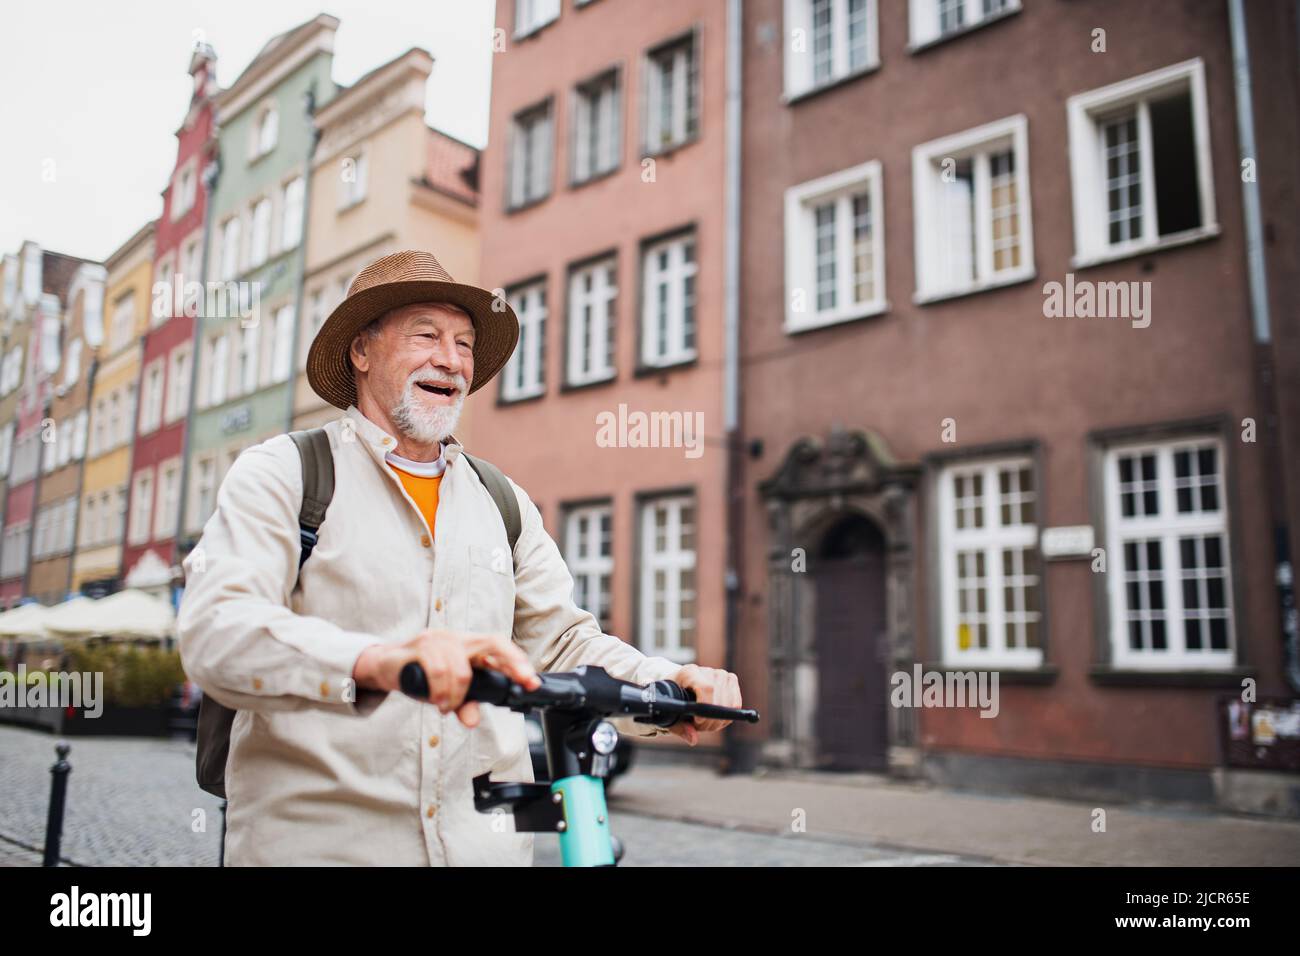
[912, 113, 1034, 303]
[252, 101, 278, 159]
[501, 280, 547, 402]
[571, 69, 621, 184]
[271, 304, 294, 384]
[164, 343, 191, 423]
[138, 358, 165, 435]
[564, 503, 613, 629]
[784, 159, 886, 332]
[515, 0, 560, 38]
[643, 33, 699, 156]
[507, 100, 554, 210]
[338, 153, 368, 210]
[784, 0, 879, 100]
[128, 467, 154, 547]
[639, 494, 697, 663]
[908, 0, 1020, 50]
[218, 216, 241, 281]
[567, 256, 617, 386]
[640, 231, 697, 368]
[153, 457, 181, 541]
[249, 197, 273, 268]
[281, 176, 305, 250]
[937, 456, 1043, 668]
[1103, 436, 1235, 671]
[1066, 58, 1218, 269]
[190, 454, 218, 532]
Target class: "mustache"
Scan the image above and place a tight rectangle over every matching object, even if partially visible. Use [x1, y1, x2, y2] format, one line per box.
[406, 369, 467, 391]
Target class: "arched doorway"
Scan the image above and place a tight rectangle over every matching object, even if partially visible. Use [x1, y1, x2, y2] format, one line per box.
[812, 513, 889, 771]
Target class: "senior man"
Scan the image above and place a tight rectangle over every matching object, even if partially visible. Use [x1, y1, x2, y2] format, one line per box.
[177, 250, 743, 866]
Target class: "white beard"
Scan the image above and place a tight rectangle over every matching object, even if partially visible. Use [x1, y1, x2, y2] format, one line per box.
[390, 369, 466, 445]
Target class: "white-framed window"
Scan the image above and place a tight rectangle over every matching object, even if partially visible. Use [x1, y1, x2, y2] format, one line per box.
[640, 231, 697, 367]
[239, 321, 260, 394]
[172, 160, 197, 219]
[252, 101, 278, 159]
[81, 495, 97, 548]
[110, 292, 135, 352]
[564, 503, 613, 630]
[281, 176, 305, 249]
[507, 100, 554, 210]
[165, 343, 191, 423]
[912, 113, 1033, 302]
[129, 467, 154, 546]
[271, 304, 294, 384]
[501, 280, 547, 401]
[71, 409, 87, 461]
[1104, 436, 1234, 670]
[938, 456, 1042, 667]
[40, 313, 61, 376]
[643, 33, 699, 155]
[572, 69, 621, 184]
[206, 331, 229, 407]
[784, 0, 878, 99]
[567, 256, 616, 385]
[908, 0, 1019, 49]
[0, 422, 12, 477]
[218, 216, 241, 281]
[301, 288, 326, 367]
[0, 345, 22, 395]
[62, 337, 82, 387]
[138, 359, 165, 435]
[190, 454, 218, 532]
[338, 153, 368, 209]
[515, 0, 560, 37]
[784, 159, 885, 332]
[154, 457, 181, 540]
[639, 494, 696, 662]
[249, 198, 272, 268]
[180, 235, 202, 289]
[1067, 58, 1217, 267]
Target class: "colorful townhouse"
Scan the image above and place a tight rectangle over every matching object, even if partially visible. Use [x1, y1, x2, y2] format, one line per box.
[0, 254, 24, 547]
[292, 46, 480, 433]
[733, 0, 1300, 813]
[28, 260, 105, 604]
[181, 15, 338, 551]
[0, 244, 90, 606]
[121, 44, 219, 601]
[74, 222, 154, 597]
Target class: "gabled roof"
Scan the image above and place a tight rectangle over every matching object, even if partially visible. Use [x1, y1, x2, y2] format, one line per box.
[221, 12, 339, 101]
[41, 251, 92, 300]
[421, 127, 479, 206]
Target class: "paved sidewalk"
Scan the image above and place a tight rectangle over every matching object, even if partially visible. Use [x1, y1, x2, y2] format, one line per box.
[610, 763, 1300, 867]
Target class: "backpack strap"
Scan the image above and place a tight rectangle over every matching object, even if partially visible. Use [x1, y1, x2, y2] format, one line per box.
[288, 428, 335, 570]
[461, 451, 521, 560]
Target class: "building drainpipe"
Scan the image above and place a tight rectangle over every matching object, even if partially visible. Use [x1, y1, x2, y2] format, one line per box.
[1227, 0, 1299, 692]
[282, 84, 321, 432]
[721, 0, 749, 772]
[63, 354, 97, 598]
[173, 151, 222, 586]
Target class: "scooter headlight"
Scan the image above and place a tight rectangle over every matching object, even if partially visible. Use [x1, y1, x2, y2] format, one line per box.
[591, 720, 618, 755]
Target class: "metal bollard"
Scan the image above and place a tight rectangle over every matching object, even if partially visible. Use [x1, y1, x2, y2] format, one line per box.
[43, 741, 71, 867]
[219, 799, 227, 867]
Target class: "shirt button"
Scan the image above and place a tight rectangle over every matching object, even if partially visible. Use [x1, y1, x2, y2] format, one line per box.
[428, 734, 440, 747]
[435, 598, 442, 612]
[252, 677, 263, 690]
[382, 437, 392, 446]
[320, 681, 330, 698]
[420, 533, 431, 548]
[426, 804, 437, 818]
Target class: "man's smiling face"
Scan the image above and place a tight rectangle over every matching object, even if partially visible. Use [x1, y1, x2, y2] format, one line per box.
[350, 302, 476, 452]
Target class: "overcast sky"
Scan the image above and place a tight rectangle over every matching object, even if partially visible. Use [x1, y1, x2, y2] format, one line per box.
[0, 0, 497, 263]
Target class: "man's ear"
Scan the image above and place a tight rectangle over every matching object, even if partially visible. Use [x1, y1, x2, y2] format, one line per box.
[349, 334, 369, 374]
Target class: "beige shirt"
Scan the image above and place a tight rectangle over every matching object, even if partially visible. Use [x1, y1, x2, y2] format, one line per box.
[177, 405, 681, 866]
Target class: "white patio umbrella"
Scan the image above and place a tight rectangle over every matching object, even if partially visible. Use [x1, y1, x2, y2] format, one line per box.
[0, 602, 52, 639]
[45, 589, 175, 640]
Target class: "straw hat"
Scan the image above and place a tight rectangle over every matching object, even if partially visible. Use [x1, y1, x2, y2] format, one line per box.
[305, 250, 519, 409]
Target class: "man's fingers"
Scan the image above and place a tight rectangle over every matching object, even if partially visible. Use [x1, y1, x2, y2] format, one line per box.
[456, 700, 481, 728]
[465, 633, 539, 688]
[669, 722, 699, 746]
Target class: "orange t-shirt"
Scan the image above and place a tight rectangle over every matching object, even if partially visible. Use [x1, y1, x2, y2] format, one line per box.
[387, 458, 443, 538]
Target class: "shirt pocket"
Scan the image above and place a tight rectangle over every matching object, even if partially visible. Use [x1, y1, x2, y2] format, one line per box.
[467, 543, 515, 638]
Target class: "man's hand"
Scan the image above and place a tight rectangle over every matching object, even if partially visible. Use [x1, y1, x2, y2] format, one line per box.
[667, 664, 743, 746]
[353, 629, 540, 728]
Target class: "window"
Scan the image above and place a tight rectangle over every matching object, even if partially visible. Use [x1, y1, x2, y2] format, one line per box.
[281, 176, 305, 249]
[139, 359, 165, 434]
[165, 344, 191, 423]
[207, 331, 229, 407]
[239, 321, 260, 394]
[71, 409, 87, 460]
[567, 257, 616, 385]
[639, 494, 696, 662]
[302, 289, 326, 366]
[267, 304, 294, 384]
[113, 486, 127, 542]
[338, 154, 367, 209]
[784, 0, 878, 98]
[111, 293, 135, 352]
[938, 457, 1042, 667]
[507, 100, 554, 209]
[0, 423, 12, 477]
[564, 504, 613, 629]
[501, 280, 547, 401]
[181, 234, 203, 286]
[909, 0, 1018, 48]
[1104, 437, 1234, 670]
[640, 231, 697, 367]
[62, 337, 82, 387]
[515, 0, 559, 37]
[912, 114, 1033, 301]
[129, 468, 154, 546]
[154, 458, 181, 540]
[81, 495, 97, 548]
[191, 455, 217, 531]
[785, 160, 885, 331]
[1067, 59, 1216, 266]
[253, 102, 278, 158]
[572, 69, 621, 184]
[172, 161, 197, 218]
[249, 198, 272, 268]
[219, 217, 241, 281]
[40, 314, 61, 375]
[644, 34, 699, 155]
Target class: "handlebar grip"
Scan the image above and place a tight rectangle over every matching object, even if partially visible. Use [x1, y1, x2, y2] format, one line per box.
[398, 662, 515, 706]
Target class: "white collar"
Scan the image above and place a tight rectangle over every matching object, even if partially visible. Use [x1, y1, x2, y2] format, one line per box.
[385, 447, 446, 478]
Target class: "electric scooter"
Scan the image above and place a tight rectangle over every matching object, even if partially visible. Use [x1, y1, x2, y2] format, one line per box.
[399, 662, 759, 866]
